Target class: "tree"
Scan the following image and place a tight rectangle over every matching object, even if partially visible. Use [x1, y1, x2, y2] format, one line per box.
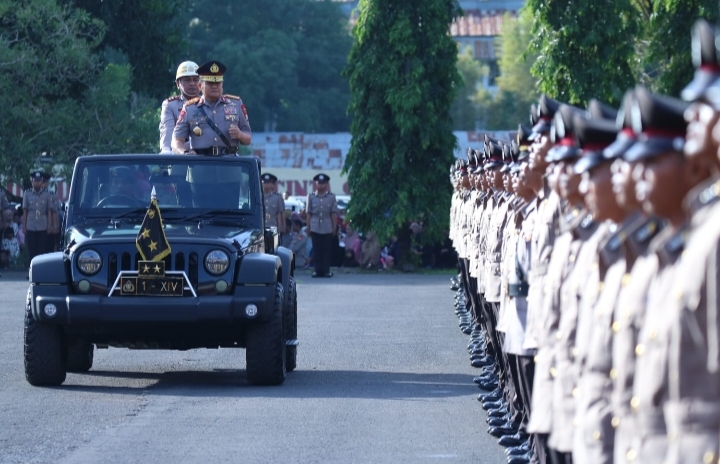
[642, 0, 719, 96]
[451, 45, 486, 130]
[343, 0, 462, 264]
[475, 9, 539, 130]
[185, 0, 352, 132]
[0, 0, 160, 181]
[63, 0, 189, 99]
[526, 0, 638, 106]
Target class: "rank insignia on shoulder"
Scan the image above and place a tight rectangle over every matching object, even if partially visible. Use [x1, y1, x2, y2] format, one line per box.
[184, 97, 200, 107]
[165, 95, 181, 102]
[225, 94, 241, 100]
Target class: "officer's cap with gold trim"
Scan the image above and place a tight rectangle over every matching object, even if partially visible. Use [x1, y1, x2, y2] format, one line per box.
[261, 173, 278, 183]
[197, 61, 227, 83]
[313, 173, 330, 183]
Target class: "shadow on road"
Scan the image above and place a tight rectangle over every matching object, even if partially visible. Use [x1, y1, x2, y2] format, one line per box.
[56, 369, 475, 400]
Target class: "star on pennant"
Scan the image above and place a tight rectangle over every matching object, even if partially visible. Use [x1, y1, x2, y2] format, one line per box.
[142, 264, 150, 273]
[140, 228, 150, 239]
[154, 264, 161, 273]
[149, 241, 158, 251]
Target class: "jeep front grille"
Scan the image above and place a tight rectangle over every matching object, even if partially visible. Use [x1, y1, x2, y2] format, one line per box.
[106, 250, 199, 289]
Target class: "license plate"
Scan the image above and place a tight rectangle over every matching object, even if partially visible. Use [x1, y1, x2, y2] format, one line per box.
[120, 276, 184, 296]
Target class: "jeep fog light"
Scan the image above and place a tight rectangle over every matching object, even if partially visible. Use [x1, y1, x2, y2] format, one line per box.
[44, 304, 57, 317]
[78, 250, 102, 275]
[77, 279, 91, 293]
[245, 304, 258, 317]
[205, 250, 229, 275]
[215, 280, 228, 293]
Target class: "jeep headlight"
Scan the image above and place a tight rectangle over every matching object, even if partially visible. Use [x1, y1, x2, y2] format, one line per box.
[77, 250, 102, 275]
[205, 250, 230, 275]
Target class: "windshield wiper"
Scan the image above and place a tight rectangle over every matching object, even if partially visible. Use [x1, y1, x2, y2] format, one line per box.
[173, 209, 251, 223]
[110, 208, 148, 222]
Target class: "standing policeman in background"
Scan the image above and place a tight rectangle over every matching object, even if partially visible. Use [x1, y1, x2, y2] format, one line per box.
[159, 61, 201, 154]
[307, 173, 339, 278]
[22, 171, 57, 276]
[262, 173, 285, 233]
[41, 172, 60, 252]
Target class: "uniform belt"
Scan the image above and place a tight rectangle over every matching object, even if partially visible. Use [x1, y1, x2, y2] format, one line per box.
[195, 147, 237, 156]
[637, 408, 667, 434]
[665, 400, 720, 431]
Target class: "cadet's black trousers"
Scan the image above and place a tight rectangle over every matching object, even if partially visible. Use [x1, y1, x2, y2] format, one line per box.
[26, 230, 47, 268]
[311, 232, 333, 276]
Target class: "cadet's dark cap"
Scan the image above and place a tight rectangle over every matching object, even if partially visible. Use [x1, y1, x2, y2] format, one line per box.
[466, 147, 477, 168]
[531, 95, 561, 136]
[603, 90, 637, 160]
[30, 171, 43, 180]
[624, 86, 688, 162]
[500, 144, 515, 173]
[484, 142, 504, 169]
[261, 173, 278, 183]
[587, 99, 618, 121]
[471, 149, 484, 173]
[573, 114, 619, 174]
[529, 104, 539, 126]
[682, 20, 720, 102]
[517, 124, 532, 147]
[548, 105, 584, 163]
[313, 173, 330, 182]
[197, 61, 226, 83]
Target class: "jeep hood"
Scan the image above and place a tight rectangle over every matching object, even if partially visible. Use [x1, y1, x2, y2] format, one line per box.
[65, 223, 262, 250]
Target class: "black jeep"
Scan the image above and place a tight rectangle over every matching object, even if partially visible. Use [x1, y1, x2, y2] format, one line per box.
[24, 155, 297, 386]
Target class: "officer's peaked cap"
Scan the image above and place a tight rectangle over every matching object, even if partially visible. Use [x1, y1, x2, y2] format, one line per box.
[198, 61, 227, 83]
[313, 173, 330, 182]
[262, 173, 278, 182]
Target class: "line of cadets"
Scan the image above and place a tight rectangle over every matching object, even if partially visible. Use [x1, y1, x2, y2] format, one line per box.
[449, 19, 720, 464]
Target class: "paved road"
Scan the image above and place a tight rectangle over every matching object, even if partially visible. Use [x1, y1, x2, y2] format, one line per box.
[0, 271, 505, 464]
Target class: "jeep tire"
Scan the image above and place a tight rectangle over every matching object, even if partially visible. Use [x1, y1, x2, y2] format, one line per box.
[66, 339, 94, 373]
[245, 283, 286, 386]
[24, 291, 67, 386]
[284, 276, 297, 372]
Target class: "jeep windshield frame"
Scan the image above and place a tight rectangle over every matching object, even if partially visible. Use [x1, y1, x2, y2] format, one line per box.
[66, 155, 263, 230]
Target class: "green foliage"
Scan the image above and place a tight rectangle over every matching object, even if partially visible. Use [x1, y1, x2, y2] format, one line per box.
[642, 0, 719, 96]
[526, 0, 638, 106]
[63, 0, 188, 99]
[481, 10, 539, 130]
[185, 0, 352, 132]
[450, 45, 486, 130]
[0, 0, 159, 181]
[343, 0, 462, 243]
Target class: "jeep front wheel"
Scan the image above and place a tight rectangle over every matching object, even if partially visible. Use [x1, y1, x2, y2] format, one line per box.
[245, 283, 286, 386]
[66, 339, 94, 373]
[24, 291, 67, 386]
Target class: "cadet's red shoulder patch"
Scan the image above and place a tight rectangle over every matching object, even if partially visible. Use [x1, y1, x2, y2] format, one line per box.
[241, 103, 248, 122]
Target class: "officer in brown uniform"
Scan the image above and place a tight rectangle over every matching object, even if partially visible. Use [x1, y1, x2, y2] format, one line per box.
[660, 19, 720, 464]
[261, 173, 285, 233]
[306, 173, 339, 278]
[42, 172, 60, 252]
[622, 86, 694, 464]
[172, 61, 252, 208]
[172, 61, 252, 155]
[22, 171, 57, 272]
[159, 61, 201, 153]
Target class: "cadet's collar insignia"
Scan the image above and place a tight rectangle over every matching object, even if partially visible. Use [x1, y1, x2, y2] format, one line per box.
[564, 206, 581, 224]
[666, 230, 687, 254]
[580, 213, 594, 229]
[698, 179, 720, 207]
[606, 231, 626, 252]
[634, 219, 659, 243]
